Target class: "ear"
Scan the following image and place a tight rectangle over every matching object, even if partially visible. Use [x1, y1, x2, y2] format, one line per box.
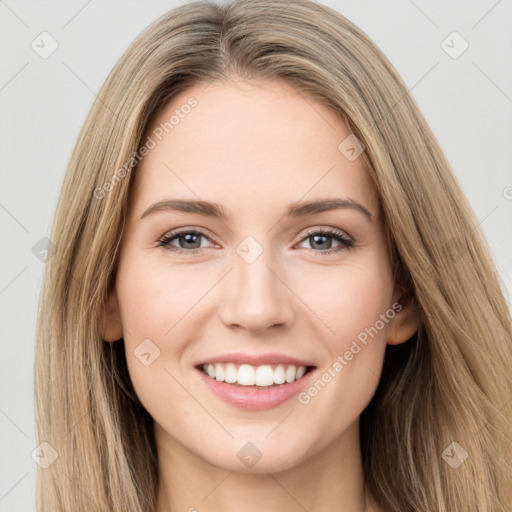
[386, 289, 419, 346]
[101, 286, 124, 342]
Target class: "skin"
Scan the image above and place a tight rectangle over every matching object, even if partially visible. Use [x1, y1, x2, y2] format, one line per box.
[102, 78, 419, 512]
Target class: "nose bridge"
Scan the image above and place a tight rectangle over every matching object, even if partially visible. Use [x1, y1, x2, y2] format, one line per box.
[219, 238, 294, 331]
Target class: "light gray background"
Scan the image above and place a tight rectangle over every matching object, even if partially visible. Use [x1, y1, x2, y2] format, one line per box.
[1, 1, 511, 510]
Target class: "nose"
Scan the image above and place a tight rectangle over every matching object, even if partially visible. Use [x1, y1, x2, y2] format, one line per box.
[218, 247, 295, 334]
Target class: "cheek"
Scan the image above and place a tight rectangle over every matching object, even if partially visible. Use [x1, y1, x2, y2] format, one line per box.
[298, 260, 393, 347]
[294, 259, 392, 405]
[115, 254, 215, 408]
[295, 260, 393, 420]
[117, 253, 212, 339]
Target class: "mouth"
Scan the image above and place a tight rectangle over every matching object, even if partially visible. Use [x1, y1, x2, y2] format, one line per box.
[193, 352, 318, 410]
[196, 362, 317, 388]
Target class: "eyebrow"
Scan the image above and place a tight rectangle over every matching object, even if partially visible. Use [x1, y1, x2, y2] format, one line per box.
[139, 198, 372, 222]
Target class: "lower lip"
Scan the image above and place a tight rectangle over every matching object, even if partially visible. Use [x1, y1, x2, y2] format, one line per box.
[196, 367, 316, 410]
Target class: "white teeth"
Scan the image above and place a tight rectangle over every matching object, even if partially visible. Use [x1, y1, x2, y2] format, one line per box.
[225, 363, 237, 383]
[237, 364, 255, 385]
[295, 366, 306, 379]
[215, 363, 225, 382]
[255, 365, 274, 386]
[285, 365, 296, 383]
[274, 364, 286, 384]
[201, 362, 309, 386]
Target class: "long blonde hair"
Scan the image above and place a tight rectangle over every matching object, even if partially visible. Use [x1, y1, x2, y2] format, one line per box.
[34, 0, 512, 510]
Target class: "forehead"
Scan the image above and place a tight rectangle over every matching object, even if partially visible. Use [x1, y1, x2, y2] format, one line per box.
[130, 78, 378, 219]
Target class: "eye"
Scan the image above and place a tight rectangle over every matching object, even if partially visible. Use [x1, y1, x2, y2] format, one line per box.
[157, 227, 355, 256]
[295, 228, 354, 255]
[158, 229, 216, 254]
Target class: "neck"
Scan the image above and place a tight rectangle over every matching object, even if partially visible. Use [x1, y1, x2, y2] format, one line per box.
[154, 419, 375, 512]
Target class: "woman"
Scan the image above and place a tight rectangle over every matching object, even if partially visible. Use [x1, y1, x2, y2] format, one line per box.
[34, 0, 512, 510]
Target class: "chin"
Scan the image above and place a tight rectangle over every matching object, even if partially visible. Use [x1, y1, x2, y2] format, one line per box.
[198, 437, 311, 475]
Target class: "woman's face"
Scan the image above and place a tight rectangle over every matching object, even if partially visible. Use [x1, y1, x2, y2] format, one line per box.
[103, 78, 418, 473]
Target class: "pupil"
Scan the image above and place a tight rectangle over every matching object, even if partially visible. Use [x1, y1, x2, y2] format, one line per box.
[177, 233, 333, 250]
[181, 233, 200, 249]
[312, 234, 330, 250]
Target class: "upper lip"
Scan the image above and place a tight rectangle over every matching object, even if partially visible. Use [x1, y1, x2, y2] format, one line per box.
[196, 352, 316, 368]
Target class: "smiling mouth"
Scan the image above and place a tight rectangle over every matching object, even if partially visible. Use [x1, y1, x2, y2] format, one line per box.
[196, 362, 316, 388]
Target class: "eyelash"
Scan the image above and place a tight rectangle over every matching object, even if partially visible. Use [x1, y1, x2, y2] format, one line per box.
[157, 227, 355, 256]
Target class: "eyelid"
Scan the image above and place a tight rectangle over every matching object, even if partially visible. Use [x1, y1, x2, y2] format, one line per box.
[159, 225, 352, 243]
[159, 226, 219, 244]
[158, 225, 355, 254]
[298, 226, 353, 243]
